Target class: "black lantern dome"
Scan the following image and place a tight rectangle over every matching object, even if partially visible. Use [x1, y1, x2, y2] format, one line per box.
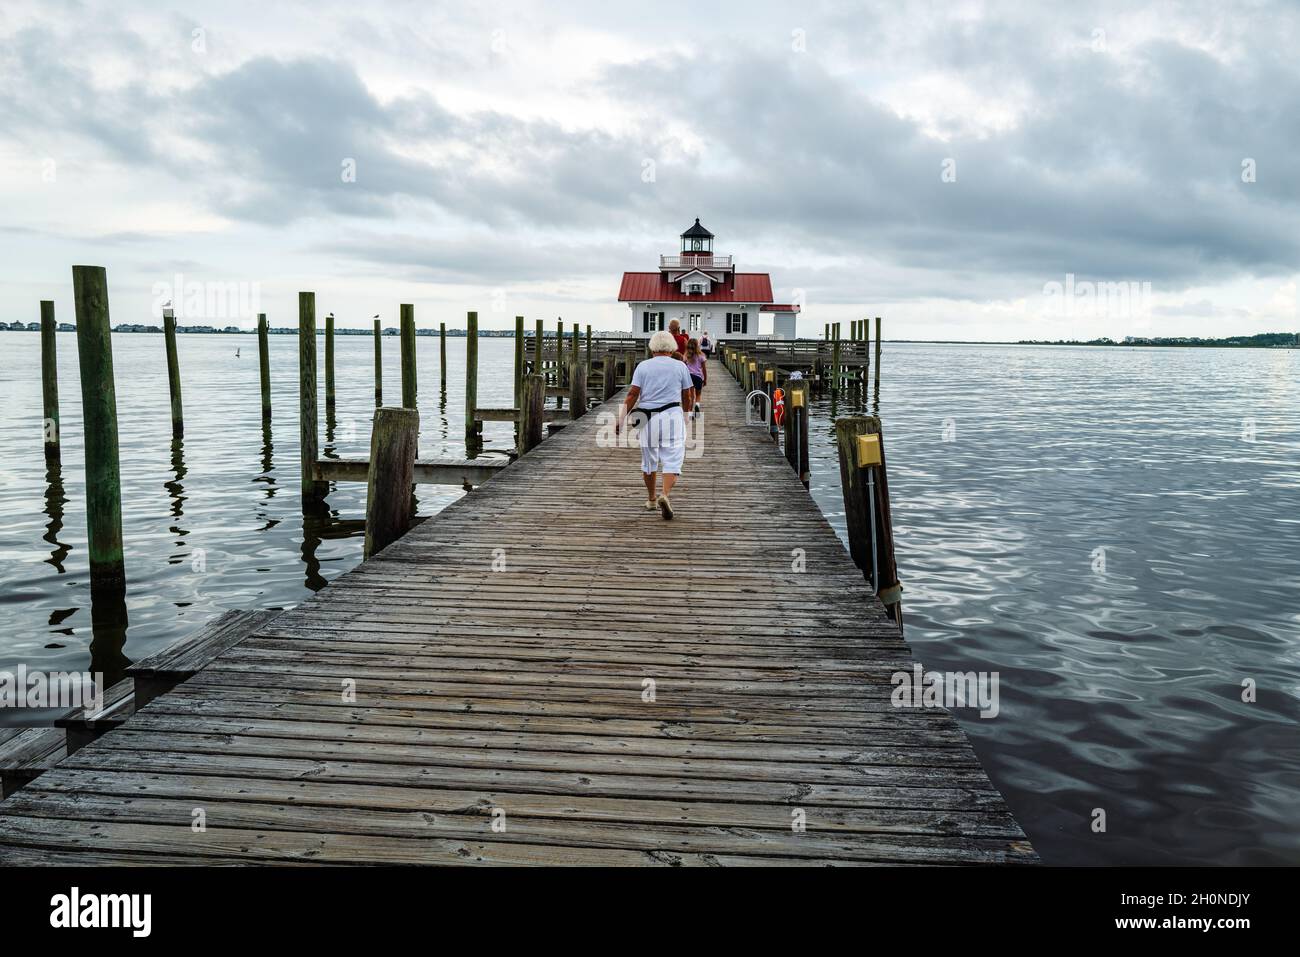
[680, 218, 714, 254]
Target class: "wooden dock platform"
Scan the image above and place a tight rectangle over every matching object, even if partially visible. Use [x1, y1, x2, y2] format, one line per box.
[0, 372, 1034, 866]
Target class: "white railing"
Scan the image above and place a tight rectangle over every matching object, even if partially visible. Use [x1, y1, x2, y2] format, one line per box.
[659, 255, 732, 271]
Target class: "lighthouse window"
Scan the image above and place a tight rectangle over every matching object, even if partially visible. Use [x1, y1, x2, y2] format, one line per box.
[690, 283, 704, 295]
[726, 312, 748, 334]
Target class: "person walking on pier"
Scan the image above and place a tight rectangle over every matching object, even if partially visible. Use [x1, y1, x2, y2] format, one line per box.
[700, 330, 713, 357]
[685, 337, 707, 419]
[668, 318, 689, 360]
[615, 330, 696, 519]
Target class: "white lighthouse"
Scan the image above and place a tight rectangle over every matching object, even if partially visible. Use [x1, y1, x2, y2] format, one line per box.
[618, 219, 800, 341]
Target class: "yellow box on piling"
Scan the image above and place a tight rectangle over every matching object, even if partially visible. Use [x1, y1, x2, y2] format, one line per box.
[791, 388, 804, 408]
[764, 369, 774, 382]
[748, 361, 756, 372]
[856, 433, 881, 467]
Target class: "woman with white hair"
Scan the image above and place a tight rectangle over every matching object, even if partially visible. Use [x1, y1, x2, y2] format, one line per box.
[615, 330, 696, 519]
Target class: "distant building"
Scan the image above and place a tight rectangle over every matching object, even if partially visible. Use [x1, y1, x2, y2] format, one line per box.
[618, 219, 800, 341]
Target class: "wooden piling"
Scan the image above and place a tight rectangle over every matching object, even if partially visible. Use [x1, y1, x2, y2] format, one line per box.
[831, 324, 842, 396]
[40, 300, 59, 459]
[835, 417, 876, 581]
[465, 311, 480, 449]
[163, 309, 184, 438]
[834, 415, 902, 629]
[324, 313, 336, 411]
[299, 292, 327, 505]
[373, 318, 382, 407]
[519, 373, 545, 454]
[863, 316, 871, 398]
[783, 378, 810, 490]
[533, 319, 543, 376]
[602, 354, 618, 402]
[363, 406, 420, 559]
[71, 266, 125, 597]
[513, 315, 524, 411]
[569, 359, 587, 419]
[556, 319, 565, 410]
[258, 313, 272, 420]
[763, 366, 778, 440]
[874, 315, 882, 405]
[586, 325, 592, 368]
[400, 304, 416, 409]
[439, 321, 447, 392]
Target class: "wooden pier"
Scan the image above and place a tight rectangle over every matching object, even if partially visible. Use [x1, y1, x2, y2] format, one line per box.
[0, 366, 1034, 865]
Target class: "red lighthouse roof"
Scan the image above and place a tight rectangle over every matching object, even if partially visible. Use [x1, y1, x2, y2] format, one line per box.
[618, 272, 773, 303]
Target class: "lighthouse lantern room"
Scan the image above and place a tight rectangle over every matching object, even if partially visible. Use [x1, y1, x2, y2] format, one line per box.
[617, 218, 801, 341]
[680, 217, 713, 255]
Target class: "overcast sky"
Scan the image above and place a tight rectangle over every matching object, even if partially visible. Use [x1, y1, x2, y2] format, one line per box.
[2, 0, 1296, 340]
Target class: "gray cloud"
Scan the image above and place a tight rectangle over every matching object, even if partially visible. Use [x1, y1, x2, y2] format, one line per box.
[3, 0, 1298, 327]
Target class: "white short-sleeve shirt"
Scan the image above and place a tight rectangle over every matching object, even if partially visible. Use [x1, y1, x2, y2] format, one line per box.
[631, 355, 694, 409]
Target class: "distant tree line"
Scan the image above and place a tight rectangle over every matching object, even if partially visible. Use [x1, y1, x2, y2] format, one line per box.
[1016, 333, 1298, 348]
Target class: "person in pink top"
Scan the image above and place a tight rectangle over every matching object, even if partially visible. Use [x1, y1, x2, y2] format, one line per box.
[684, 337, 707, 419]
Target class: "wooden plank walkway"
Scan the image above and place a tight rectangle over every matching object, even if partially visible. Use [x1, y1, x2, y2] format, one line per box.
[0, 372, 1035, 866]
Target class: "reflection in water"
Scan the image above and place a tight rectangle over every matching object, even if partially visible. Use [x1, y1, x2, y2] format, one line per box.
[299, 503, 340, 592]
[165, 437, 189, 562]
[88, 595, 130, 689]
[42, 460, 71, 573]
[48, 607, 77, 638]
[873, 348, 881, 415]
[259, 420, 276, 495]
[324, 406, 337, 457]
[299, 507, 388, 592]
[254, 420, 280, 531]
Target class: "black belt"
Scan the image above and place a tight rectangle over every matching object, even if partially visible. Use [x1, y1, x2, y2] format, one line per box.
[634, 402, 680, 416]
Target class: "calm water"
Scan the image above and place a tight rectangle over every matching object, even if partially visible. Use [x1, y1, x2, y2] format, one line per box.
[1, 333, 1298, 865]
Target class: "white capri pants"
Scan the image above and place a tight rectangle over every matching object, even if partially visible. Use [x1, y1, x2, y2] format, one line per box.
[639, 406, 686, 475]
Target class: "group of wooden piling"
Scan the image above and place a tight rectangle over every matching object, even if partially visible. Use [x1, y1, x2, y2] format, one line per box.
[722, 326, 902, 628]
[34, 268, 638, 600]
[817, 316, 882, 405]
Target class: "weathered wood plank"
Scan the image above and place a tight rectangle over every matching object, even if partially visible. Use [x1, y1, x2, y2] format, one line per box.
[315, 457, 507, 487]
[127, 609, 284, 707]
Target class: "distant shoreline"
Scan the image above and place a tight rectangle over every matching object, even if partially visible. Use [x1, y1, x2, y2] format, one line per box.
[894, 336, 1299, 348]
